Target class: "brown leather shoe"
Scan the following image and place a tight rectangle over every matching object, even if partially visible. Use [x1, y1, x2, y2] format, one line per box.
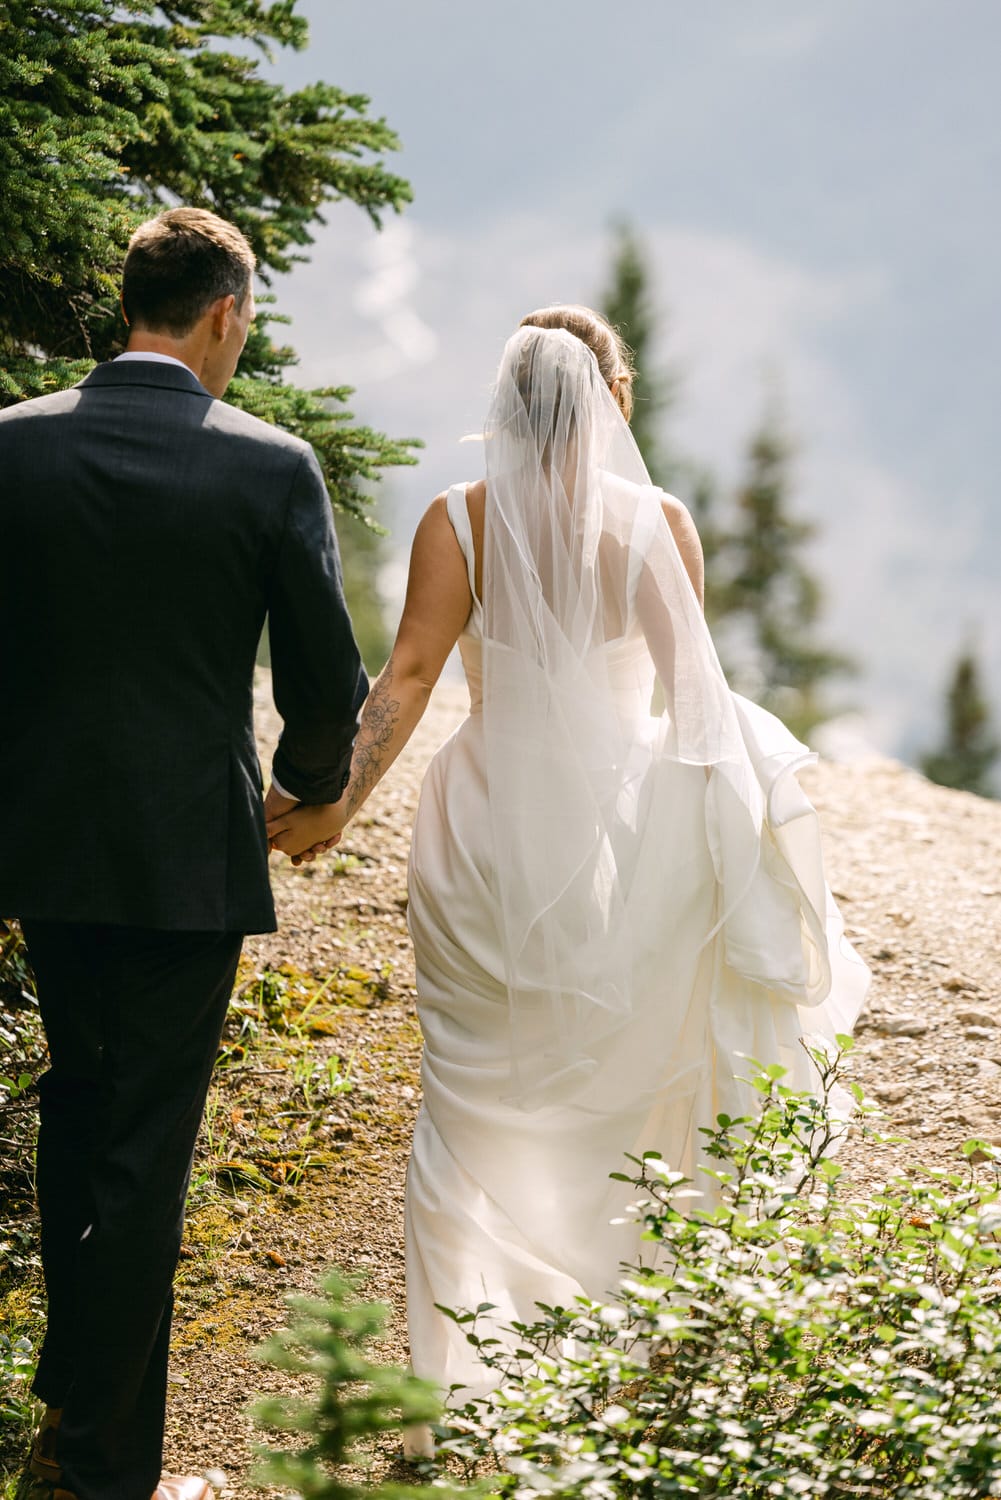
[13, 1471, 76, 1500]
[28, 1408, 63, 1485]
[153, 1479, 212, 1500]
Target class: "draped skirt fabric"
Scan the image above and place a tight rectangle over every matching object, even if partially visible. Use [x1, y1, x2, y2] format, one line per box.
[405, 703, 869, 1402]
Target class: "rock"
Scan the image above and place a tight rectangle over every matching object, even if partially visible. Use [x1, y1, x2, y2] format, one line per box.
[957, 1008, 997, 1028]
[870, 1012, 929, 1038]
[914, 1057, 937, 1073]
[965, 1026, 997, 1041]
[944, 974, 981, 994]
[234, 1229, 253, 1251]
[872, 1083, 910, 1104]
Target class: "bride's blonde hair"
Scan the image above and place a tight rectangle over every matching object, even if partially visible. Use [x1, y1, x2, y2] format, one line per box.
[519, 304, 635, 422]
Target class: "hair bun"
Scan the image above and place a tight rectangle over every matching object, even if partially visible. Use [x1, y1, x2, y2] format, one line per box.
[518, 304, 636, 423]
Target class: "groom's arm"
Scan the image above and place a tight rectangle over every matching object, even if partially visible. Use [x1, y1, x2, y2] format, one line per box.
[267, 444, 369, 804]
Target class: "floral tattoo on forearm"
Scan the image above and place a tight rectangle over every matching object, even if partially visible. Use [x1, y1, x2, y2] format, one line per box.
[344, 661, 401, 818]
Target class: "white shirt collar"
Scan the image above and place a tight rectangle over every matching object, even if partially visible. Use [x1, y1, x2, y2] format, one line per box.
[114, 352, 195, 373]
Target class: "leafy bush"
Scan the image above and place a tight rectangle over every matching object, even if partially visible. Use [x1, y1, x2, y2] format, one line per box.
[440, 1047, 1001, 1499]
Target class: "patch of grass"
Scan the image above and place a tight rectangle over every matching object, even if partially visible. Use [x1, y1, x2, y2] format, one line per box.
[185, 951, 398, 1235]
[175, 953, 391, 1389]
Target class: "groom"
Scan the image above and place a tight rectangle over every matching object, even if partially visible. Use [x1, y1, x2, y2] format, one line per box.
[0, 208, 368, 1500]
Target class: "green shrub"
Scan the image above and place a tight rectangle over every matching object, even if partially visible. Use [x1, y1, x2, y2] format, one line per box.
[252, 1268, 469, 1498]
[440, 1046, 1001, 1499]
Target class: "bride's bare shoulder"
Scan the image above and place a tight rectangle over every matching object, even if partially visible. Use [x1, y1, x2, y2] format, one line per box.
[658, 490, 692, 523]
[425, 479, 485, 516]
[422, 482, 483, 564]
[658, 491, 702, 548]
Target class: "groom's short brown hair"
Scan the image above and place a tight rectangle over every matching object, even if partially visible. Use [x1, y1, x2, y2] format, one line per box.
[122, 208, 256, 337]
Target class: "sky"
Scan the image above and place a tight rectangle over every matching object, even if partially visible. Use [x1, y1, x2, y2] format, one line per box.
[262, 0, 1001, 763]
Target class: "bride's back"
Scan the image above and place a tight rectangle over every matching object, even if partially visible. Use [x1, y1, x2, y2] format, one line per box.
[461, 474, 704, 648]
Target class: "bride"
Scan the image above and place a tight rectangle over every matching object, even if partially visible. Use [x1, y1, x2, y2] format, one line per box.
[267, 304, 870, 1438]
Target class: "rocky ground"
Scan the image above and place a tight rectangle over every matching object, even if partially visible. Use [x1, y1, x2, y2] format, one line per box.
[27, 671, 1001, 1495]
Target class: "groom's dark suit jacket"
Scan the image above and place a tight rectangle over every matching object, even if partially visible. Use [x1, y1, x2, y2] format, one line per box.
[0, 360, 368, 933]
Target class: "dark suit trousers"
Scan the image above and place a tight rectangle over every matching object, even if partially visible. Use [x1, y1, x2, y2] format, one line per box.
[21, 922, 243, 1500]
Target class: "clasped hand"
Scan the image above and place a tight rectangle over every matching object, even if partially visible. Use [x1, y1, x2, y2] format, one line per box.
[264, 785, 348, 867]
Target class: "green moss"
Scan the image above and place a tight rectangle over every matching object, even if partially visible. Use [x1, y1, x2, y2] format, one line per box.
[171, 1288, 261, 1352]
[0, 1285, 44, 1335]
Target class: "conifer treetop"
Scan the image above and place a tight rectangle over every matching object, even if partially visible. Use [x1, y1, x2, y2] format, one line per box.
[0, 0, 418, 517]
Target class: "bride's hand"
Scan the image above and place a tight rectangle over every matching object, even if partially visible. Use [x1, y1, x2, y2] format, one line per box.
[266, 800, 348, 863]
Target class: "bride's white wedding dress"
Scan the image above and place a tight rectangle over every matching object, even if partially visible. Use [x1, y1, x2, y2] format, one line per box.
[402, 328, 869, 1423]
[405, 487, 868, 1408]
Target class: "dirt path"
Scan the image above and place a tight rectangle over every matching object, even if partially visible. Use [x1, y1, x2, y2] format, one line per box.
[162, 671, 1001, 1494]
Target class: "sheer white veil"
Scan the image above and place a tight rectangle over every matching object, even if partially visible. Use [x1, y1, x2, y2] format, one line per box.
[481, 325, 812, 1108]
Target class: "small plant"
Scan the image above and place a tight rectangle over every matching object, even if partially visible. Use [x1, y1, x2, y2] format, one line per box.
[252, 1269, 469, 1499]
[440, 1044, 1001, 1499]
[0, 1332, 36, 1426]
[246, 968, 294, 1030]
[288, 1052, 354, 1114]
[0, 1074, 31, 1102]
[0, 1325, 39, 1491]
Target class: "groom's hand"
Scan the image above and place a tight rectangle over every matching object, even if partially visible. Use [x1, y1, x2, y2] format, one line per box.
[264, 784, 322, 865]
[267, 800, 347, 864]
[264, 784, 298, 823]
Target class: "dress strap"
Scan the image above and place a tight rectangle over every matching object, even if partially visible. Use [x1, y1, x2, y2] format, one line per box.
[445, 483, 479, 605]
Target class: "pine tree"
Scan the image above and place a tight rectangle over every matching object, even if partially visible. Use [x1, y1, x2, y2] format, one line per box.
[253, 1269, 464, 1499]
[332, 511, 391, 670]
[599, 223, 675, 484]
[721, 414, 852, 738]
[598, 223, 727, 614]
[0, 0, 419, 521]
[256, 509, 390, 673]
[920, 648, 999, 797]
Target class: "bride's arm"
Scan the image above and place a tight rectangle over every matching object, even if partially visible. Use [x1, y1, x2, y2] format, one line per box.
[660, 494, 704, 607]
[267, 494, 473, 857]
[635, 496, 705, 682]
